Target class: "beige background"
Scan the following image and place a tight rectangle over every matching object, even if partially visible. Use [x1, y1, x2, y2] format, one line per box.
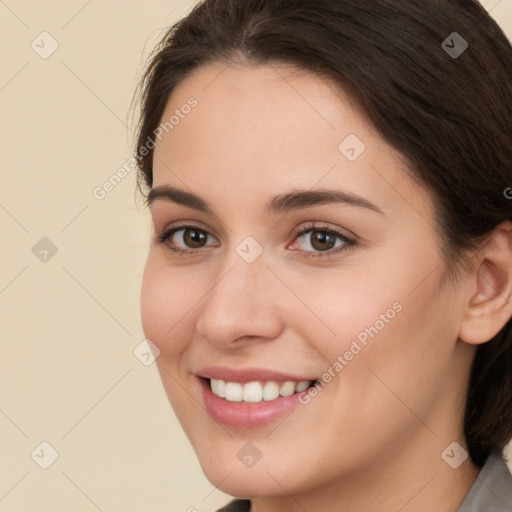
[1, 1, 511, 511]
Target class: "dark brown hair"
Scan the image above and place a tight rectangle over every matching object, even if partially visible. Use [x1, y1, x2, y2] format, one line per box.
[132, 0, 512, 468]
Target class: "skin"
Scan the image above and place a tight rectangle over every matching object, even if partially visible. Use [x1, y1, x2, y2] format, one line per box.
[140, 60, 512, 512]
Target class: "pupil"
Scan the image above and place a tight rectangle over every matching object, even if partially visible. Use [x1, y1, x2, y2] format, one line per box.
[185, 229, 206, 248]
[312, 232, 333, 251]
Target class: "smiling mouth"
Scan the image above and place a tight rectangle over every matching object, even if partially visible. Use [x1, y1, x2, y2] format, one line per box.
[206, 378, 319, 403]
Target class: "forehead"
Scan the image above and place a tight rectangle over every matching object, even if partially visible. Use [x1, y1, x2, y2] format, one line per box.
[151, 61, 432, 221]
[155, 61, 362, 162]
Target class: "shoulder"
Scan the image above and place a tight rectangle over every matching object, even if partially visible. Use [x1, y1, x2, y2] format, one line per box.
[215, 498, 251, 512]
[457, 450, 512, 512]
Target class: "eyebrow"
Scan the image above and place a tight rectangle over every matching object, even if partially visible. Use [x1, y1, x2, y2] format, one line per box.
[146, 185, 385, 216]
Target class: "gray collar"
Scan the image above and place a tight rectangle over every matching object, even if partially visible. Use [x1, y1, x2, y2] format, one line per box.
[457, 450, 512, 511]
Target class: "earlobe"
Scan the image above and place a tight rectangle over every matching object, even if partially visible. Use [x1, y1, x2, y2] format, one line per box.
[458, 221, 512, 346]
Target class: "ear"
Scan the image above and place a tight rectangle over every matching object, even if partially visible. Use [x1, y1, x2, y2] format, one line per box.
[458, 220, 512, 345]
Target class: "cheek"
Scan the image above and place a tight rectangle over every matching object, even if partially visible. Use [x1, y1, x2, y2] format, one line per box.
[282, 261, 405, 362]
[140, 256, 199, 418]
[295, 244, 455, 394]
[140, 255, 194, 356]
[326, 265, 458, 429]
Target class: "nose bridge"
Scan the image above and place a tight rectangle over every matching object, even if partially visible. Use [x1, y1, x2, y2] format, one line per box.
[195, 238, 283, 346]
[214, 228, 272, 299]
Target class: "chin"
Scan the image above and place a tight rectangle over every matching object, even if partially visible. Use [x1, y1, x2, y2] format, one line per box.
[197, 448, 319, 499]
[202, 465, 292, 498]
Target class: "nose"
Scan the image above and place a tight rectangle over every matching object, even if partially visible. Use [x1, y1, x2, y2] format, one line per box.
[195, 250, 284, 349]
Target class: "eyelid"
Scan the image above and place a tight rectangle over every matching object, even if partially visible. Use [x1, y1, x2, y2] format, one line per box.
[154, 222, 219, 248]
[290, 221, 356, 241]
[155, 220, 357, 258]
[289, 222, 356, 256]
[154, 219, 219, 241]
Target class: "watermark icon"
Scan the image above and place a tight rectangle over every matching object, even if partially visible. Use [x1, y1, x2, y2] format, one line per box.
[236, 236, 264, 263]
[31, 441, 59, 469]
[133, 338, 160, 366]
[441, 442, 468, 469]
[92, 97, 198, 201]
[504, 187, 512, 200]
[32, 237, 58, 263]
[298, 301, 403, 404]
[31, 31, 59, 59]
[442, 32, 468, 59]
[237, 442, 262, 468]
[338, 133, 366, 162]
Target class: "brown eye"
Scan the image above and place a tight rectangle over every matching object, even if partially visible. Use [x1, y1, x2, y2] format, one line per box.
[157, 226, 216, 252]
[181, 228, 208, 248]
[292, 225, 353, 255]
[156, 222, 356, 259]
[309, 231, 337, 251]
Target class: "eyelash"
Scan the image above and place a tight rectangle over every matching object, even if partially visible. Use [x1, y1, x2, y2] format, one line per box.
[154, 222, 356, 259]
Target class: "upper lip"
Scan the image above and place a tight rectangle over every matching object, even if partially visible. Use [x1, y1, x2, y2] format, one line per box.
[196, 366, 318, 383]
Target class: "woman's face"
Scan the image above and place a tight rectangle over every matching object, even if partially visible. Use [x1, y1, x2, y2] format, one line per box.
[141, 61, 474, 497]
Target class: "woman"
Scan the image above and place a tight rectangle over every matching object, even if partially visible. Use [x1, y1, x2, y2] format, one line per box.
[133, 1, 512, 510]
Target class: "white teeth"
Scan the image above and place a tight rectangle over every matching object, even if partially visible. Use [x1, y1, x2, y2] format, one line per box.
[224, 382, 243, 402]
[209, 379, 312, 402]
[242, 381, 263, 402]
[217, 379, 226, 398]
[279, 381, 296, 397]
[263, 381, 280, 401]
[295, 380, 311, 392]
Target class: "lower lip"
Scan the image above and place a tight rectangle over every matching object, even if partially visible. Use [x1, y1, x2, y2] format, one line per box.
[199, 378, 304, 428]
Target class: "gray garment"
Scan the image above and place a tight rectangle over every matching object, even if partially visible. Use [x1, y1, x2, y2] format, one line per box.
[216, 498, 250, 512]
[457, 450, 512, 511]
[216, 450, 512, 512]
